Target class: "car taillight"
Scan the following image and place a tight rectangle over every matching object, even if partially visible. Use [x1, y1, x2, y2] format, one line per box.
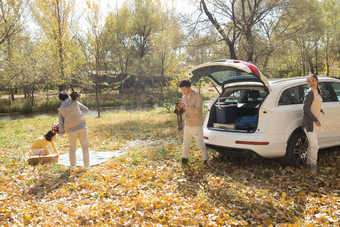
[204, 136, 209, 140]
[235, 141, 269, 145]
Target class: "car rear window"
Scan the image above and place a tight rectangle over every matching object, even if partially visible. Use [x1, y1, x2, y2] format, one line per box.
[279, 86, 301, 105]
[222, 89, 266, 103]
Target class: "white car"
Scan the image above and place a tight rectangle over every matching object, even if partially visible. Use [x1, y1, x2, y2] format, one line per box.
[186, 59, 340, 166]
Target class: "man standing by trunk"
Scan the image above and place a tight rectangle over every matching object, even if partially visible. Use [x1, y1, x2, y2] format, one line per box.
[178, 80, 208, 165]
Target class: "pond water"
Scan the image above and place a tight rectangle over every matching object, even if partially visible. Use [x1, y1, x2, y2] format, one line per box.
[0, 105, 155, 122]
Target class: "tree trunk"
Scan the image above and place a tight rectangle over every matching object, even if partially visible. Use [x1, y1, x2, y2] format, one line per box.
[95, 76, 101, 118]
[315, 41, 318, 75]
[31, 83, 35, 107]
[325, 35, 330, 77]
[10, 88, 15, 102]
[56, 0, 66, 92]
[245, 28, 254, 62]
[201, 0, 238, 59]
[160, 58, 165, 95]
[308, 58, 314, 74]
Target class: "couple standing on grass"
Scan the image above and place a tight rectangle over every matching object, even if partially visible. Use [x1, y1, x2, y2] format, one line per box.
[56, 79, 208, 171]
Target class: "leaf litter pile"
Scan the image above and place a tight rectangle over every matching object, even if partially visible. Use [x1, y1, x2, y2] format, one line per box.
[0, 110, 339, 226]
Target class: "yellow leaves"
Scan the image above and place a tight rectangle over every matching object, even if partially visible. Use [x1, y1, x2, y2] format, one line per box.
[126, 135, 134, 140]
[216, 216, 224, 225]
[297, 192, 307, 202]
[1, 112, 339, 226]
[23, 214, 32, 225]
[79, 182, 93, 189]
[263, 219, 273, 226]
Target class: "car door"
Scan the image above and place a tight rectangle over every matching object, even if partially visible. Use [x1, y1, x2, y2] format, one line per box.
[185, 59, 271, 92]
[302, 81, 340, 147]
[326, 81, 340, 145]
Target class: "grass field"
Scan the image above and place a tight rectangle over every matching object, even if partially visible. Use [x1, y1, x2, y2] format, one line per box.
[0, 109, 339, 226]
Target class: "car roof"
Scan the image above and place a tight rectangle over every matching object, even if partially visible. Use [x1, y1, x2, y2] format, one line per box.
[268, 76, 340, 88]
[223, 76, 339, 90]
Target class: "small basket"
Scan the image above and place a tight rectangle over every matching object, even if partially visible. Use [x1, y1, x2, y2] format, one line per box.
[28, 154, 59, 165]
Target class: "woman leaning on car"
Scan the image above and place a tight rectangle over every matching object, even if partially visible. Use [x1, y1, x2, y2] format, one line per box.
[301, 74, 325, 174]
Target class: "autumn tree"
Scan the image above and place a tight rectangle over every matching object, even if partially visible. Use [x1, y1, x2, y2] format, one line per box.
[0, 0, 28, 100]
[80, 0, 107, 117]
[0, 0, 28, 46]
[270, 0, 324, 76]
[103, 4, 134, 93]
[13, 34, 46, 108]
[127, 0, 162, 97]
[321, 0, 340, 76]
[200, 0, 239, 59]
[199, 0, 289, 63]
[30, 0, 76, 91]
[150, 8, 183, 94]
[184, 28, 223, 65]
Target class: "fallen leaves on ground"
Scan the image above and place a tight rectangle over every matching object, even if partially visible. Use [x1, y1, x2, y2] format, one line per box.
[0, 110, 339, 226]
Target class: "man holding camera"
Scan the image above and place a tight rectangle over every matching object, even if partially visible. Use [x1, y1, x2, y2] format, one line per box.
[178, 80, 208, 165]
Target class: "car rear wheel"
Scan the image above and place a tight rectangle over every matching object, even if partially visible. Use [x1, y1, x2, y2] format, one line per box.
[281, 131, 308, 167]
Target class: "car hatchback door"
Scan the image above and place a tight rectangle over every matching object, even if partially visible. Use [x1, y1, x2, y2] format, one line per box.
[185, 59, 271, 92]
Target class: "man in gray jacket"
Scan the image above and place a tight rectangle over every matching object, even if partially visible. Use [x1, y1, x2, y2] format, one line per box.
[58, 91, 90, 170]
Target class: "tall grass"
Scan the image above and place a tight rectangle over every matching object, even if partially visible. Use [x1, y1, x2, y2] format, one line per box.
[0, 97, 61, 114]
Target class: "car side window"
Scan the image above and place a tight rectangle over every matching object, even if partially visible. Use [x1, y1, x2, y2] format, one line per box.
[278, 86, 301, 105]
[329, 82, 340, 101]
[302, 82, 334, 102]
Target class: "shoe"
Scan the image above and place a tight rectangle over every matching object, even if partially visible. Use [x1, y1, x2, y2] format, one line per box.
[68, 166, 76, 174]
[307, 164, 317, 175]
[181, 158, 188, 165]
[311, 166, 317, 175]
[79, 167, 90, 173]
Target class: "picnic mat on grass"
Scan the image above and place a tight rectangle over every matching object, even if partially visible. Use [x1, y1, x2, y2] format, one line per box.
[57, 148, 125, 167]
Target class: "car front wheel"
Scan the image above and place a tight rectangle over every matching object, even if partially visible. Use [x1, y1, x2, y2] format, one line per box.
[281, 131, 308, 167]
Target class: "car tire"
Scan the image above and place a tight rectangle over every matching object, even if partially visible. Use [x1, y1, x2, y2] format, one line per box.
[280, 131, 308, 167]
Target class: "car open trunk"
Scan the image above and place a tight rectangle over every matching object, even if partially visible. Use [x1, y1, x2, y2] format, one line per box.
[206, 86, 267, 132]
[185, 60, 271, 132]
